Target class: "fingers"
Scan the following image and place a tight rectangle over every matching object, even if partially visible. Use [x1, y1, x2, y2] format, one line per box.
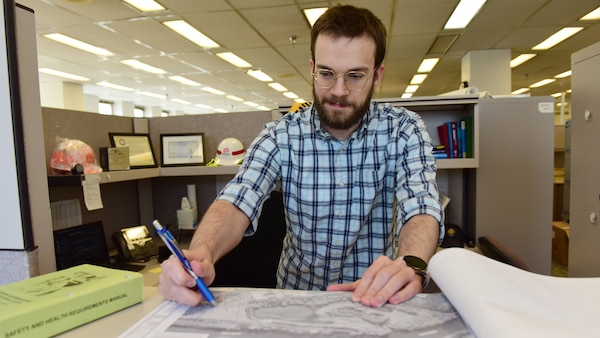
[158, 254, 213, 306]
[351, 256, 421, 307]
[326, 280, 359, 292]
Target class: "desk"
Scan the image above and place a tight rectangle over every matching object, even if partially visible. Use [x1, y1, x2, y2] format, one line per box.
[56, 260, 163, 337]
[58, 287, 164, 337]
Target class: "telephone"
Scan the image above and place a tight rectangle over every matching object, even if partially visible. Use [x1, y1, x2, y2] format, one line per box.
[113, 225, 159, 262]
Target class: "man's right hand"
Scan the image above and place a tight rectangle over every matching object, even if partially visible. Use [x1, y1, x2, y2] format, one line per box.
[157, 249, 216, 306]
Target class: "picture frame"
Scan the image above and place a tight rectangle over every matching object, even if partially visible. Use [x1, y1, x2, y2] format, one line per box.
[160, 133, 206, 167]
[108, 133, 157, 168]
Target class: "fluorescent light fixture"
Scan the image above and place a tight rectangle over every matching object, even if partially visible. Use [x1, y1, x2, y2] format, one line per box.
[97, 81, 134, 91]
[512, 88, 530, 95]
[529, 78, 556, 88]
[294, 98, 306, 103]
[169, 75, 201, 86]
[43, 33, 113, 56]
[284, 92, 298, 99]
[39, 68, 90, 81]
[580, 7, 600, 20]
[123, 0, 165, 12]
[551, 93, 563, 98]
[163, 20, 220, 49]
[257, 106, 271, 110]
[121, 59, 166, 74]
[510, 54, 536, 68]
[444, 0, 487, 29]
[195, 103, 212, 109]
[532, 27, 584, 50]
[140, 91, 166, 99]
[216, 52, 252, 68]
[303, 7, 328, 27]
[214, 108, 229, 113]
[170, 98, 190, 104]
[417, 58, 439, 73]
[410, 74, 428, 85]
[226, 95, 244, 102]
[268, 82, 288, 92]
[247, 69, 273, 82]
[202, 87, 225, 95]
[401, 93, 413, 98]
[244, 101, 259, 107]
[554, 70, 572, 78]
[405, 85, 419, 93]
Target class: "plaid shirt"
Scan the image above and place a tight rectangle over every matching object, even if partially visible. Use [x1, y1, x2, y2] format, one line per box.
[218, 101, 443, 290]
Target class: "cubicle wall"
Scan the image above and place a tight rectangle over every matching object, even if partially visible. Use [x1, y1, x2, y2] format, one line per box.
[43, 107, 274, 253]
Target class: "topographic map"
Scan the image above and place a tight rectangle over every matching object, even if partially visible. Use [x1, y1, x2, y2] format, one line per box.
[120, 288, 471, 338]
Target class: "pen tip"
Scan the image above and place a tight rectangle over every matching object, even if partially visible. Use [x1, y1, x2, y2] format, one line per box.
[209, 300, 217, 307]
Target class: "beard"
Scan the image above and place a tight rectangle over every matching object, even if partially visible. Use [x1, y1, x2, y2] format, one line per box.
[313, 84, 373, 130]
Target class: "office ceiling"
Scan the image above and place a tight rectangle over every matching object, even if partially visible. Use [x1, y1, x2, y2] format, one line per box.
[16, 0, 600, 115]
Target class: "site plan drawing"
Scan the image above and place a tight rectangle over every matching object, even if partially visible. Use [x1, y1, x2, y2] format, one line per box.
[120, 288, 471, 338]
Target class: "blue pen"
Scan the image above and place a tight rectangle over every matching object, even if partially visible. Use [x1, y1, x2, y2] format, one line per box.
[152, 220, 217, 306]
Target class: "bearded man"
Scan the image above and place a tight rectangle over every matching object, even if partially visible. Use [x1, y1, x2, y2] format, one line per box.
[158, 4, 443, 308]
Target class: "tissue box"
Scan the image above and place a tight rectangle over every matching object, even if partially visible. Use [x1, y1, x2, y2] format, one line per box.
[177, 208, 197, 230]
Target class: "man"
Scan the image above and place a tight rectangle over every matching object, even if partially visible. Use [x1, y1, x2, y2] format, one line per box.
[159, 5, 444, 308]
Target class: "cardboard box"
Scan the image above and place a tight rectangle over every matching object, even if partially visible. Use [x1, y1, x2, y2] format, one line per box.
[552, 221, 570, 265]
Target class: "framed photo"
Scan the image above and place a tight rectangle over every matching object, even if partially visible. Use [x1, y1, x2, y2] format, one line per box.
[108, 133, 157, 168]
[160, 133, 206, 166]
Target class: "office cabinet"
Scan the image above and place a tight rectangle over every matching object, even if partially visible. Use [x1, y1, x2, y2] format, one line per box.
[388, 96, 554, 275]
[475, 97, 554, 275]
[569, 41, 600, 277]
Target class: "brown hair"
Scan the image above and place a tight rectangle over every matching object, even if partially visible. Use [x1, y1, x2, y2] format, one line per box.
[310, 5, 387, 69]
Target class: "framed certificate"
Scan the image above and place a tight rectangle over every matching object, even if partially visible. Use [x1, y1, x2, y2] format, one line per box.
[160, 133, 205, 166]
[108, 133, 157, 168]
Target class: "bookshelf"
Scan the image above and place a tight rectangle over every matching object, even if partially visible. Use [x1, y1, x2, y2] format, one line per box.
[47, 166, 240, 187]
[378, 96, 479, 240]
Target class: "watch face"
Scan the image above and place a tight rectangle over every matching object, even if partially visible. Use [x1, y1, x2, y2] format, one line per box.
[403, 255, 427, 271]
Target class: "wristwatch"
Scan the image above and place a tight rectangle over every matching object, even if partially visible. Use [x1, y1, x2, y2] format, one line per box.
[402, 255, 430, 289]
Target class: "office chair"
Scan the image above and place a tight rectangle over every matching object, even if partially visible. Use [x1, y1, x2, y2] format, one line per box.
[212, 191, 285, 288]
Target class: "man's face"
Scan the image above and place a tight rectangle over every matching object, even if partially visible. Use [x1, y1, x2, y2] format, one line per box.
[310, 34, 384, 131]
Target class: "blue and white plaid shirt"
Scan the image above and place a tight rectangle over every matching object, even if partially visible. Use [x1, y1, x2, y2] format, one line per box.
[218, 101, 443, 290]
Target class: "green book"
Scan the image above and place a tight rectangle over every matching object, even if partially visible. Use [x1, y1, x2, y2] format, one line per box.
[0, 264, 143, 338]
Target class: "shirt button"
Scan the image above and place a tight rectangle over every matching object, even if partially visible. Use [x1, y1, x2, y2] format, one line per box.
[338, 181, 344, 187]
[334, 240, 341, 245]
[337, 211, 343, 217]
[332, 262, 339, 267]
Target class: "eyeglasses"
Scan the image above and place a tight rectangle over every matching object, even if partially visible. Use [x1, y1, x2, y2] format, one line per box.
[313, 69, 372, 91]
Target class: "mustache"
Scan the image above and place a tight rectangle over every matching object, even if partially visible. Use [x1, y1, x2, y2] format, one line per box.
[322, 96, 351, 106]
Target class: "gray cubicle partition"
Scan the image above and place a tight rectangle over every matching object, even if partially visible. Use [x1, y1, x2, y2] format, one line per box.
[43, 108, 274, 256]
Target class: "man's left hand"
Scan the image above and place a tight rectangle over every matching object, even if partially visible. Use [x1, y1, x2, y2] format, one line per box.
[326, 255, 422, 307]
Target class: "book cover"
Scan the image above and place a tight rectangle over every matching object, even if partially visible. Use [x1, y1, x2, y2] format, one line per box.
[464, 116, 474, 158]
[460, 119, 467, 158]
[0, 264, 143, 338]
[444, 122, 454, 158]
[436, 124, 450, 157]
[449, 121, 459, 158]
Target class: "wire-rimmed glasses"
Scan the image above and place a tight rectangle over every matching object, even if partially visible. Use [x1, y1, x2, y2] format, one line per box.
[313, 69, 372, 91]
